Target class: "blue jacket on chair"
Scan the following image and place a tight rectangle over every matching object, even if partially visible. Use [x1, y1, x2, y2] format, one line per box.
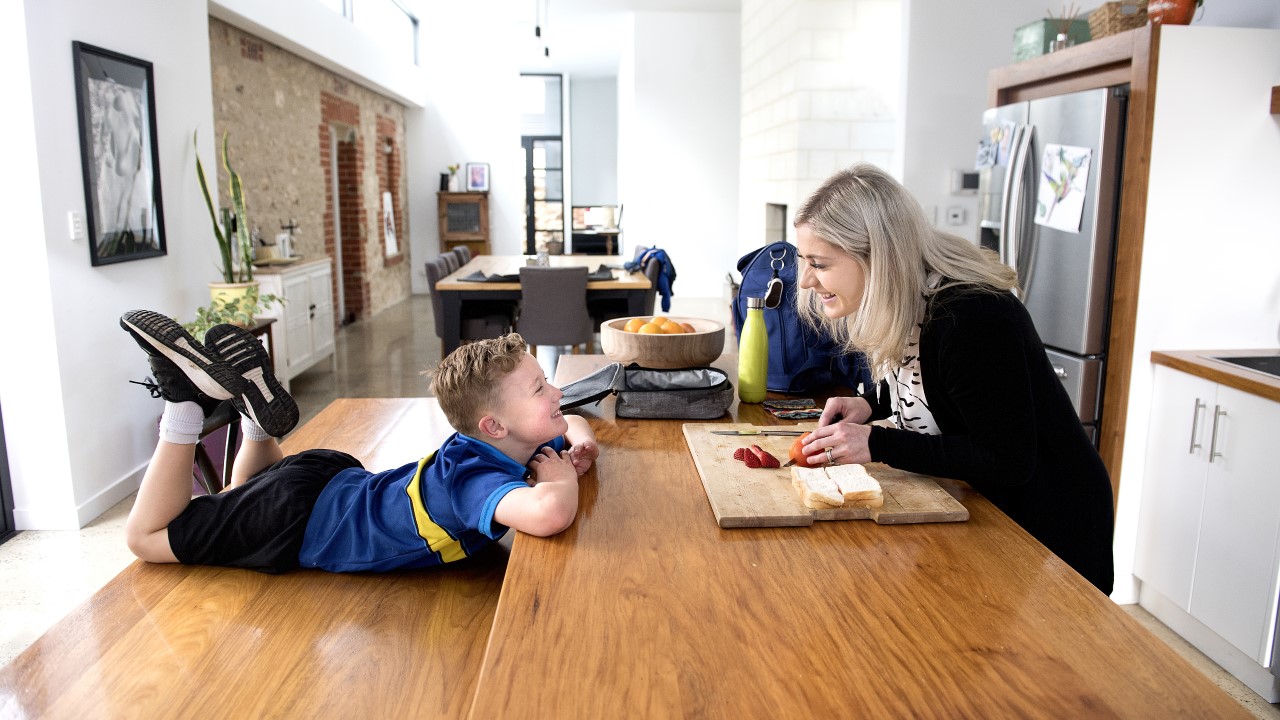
[625, 247, 677, 312]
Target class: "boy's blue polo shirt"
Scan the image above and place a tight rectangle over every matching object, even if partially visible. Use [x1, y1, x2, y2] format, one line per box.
[298, 432, 564, 573]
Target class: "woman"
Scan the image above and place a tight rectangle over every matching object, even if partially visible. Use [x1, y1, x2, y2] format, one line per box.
[794, 163, 1114, 594]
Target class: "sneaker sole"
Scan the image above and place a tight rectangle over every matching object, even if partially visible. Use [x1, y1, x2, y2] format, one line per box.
[120, 310, 244, 403]
[203, 324, 299, 437]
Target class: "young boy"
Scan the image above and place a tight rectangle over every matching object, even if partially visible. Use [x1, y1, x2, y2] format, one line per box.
[118, 309, 598, 574]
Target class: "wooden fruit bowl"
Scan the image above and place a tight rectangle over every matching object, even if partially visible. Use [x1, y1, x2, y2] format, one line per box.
[599, 316, 725, 369]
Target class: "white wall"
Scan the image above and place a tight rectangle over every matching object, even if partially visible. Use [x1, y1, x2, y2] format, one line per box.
[407, 1, 525, 294]
[618, 11, 740, 298]
[1112, 26, 1280, 603]
[570, 77, 618, 206]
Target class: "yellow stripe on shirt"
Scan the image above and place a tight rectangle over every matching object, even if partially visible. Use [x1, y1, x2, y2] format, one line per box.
[404, 452, 467, 563]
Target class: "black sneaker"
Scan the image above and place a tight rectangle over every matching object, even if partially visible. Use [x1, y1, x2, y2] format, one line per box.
[203, 323, 299, 437]
[120, 310, 246, 406]
[128, 355, 226, 417]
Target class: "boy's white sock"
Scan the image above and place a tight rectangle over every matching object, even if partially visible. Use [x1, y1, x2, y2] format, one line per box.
[159, 401, 205, 445]
[240, 415, 273, 442]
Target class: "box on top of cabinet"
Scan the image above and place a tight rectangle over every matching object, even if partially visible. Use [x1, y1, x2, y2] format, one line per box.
[1013, 19, 1091, 61]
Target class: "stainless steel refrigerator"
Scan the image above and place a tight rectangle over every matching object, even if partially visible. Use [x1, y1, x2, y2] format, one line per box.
[976, 86, 1127, 444]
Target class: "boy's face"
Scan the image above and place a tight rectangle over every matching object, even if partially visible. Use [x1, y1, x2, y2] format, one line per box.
[488, 353, 568, 445]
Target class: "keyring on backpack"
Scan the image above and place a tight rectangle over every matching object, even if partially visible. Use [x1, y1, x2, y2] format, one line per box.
[765, 249, 786, 308]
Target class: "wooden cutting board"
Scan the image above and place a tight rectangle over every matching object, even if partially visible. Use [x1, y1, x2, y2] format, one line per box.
[682, 423, 969, 528]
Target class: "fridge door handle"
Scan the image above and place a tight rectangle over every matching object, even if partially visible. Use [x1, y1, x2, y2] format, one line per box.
[997, 125, 1024, 267]
[1007, 124, 1036, 300]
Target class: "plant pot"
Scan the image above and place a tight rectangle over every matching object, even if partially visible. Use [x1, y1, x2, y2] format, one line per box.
[1148, 0, 1196, 25]
[208, 281, 259, 326]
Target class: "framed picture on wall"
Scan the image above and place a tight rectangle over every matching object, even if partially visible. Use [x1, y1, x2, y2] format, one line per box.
[72, 41, 167, 266]
[465, 162, 490, 192]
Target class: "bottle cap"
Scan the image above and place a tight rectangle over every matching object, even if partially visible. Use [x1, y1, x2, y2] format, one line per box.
[747, 296, 765, 309]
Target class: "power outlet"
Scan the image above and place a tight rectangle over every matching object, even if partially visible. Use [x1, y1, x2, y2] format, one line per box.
[68, 211, 85, 240]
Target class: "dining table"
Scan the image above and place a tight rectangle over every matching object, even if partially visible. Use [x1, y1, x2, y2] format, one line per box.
[435, 254, 651, 354]
[464, 353, 1250, 719]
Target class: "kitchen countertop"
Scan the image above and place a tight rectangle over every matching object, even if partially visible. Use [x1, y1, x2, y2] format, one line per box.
[1151, 349, 1280, 404]
[465, 354, 1249, 719]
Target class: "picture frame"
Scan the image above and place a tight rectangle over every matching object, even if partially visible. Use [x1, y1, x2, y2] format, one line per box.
[465, 162, 490, 192]
[72, 41, 167, 266]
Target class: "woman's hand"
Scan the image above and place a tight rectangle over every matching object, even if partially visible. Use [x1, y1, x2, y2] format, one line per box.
[802, 421, 872, 466]
[803, 396, 874, 466]
[817, 396, 872, 428]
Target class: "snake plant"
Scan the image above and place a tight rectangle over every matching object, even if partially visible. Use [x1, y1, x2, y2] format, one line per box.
[195, 130, 254, 283]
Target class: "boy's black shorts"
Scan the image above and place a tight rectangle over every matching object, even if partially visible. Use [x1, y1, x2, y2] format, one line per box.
[167, 449, 363, 573]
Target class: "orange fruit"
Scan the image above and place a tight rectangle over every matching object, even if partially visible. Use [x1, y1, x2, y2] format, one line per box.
[788, 433, 813, 467]
[651, 316, 668, 326]
[661, 322, 684, 334]
[680, 322, 696, 333]
[638, 323, 664, 334]
[623, 318, 646, 333]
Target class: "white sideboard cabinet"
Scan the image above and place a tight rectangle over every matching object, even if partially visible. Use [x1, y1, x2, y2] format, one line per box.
[1135, 364, 1280, 672]
[255, 258, 334, 388]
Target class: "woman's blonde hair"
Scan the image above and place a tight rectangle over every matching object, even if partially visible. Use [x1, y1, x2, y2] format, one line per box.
[793, 163, 1017, 381]
[428, 333, 528, 433]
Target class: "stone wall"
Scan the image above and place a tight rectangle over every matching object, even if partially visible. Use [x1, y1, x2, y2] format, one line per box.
[208, 17, 410, 323]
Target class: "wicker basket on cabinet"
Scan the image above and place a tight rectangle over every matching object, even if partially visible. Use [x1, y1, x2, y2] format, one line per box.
[1088, 0, 1148, 39]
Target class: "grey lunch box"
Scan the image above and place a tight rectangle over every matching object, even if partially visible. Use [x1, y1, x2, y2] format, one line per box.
[559, 363, 733, 419]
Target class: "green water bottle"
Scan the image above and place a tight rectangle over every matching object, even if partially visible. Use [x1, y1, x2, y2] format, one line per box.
[738, 297, 768, 403]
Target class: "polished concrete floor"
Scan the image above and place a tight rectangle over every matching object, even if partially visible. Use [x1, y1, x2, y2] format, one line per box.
[1, 294, 1278, 717]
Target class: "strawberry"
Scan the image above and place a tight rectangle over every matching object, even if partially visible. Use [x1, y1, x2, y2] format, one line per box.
[732, 447, 746, 461]
[750, 444, 781, 469]
[742, 449, 762, 468]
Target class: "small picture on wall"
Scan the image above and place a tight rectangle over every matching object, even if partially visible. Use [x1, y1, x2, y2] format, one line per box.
[465, 162, 490, 192]
[72, 41, 167, 266]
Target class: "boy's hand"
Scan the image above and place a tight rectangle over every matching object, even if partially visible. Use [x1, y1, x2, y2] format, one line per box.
[567, 440, 599, 476]
[527, 446, 578, 484]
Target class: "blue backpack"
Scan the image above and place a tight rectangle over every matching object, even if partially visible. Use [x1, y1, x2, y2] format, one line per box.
[731, 241, 870, 394]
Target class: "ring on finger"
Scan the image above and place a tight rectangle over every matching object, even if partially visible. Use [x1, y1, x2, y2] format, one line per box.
[825, 447, 835, 465]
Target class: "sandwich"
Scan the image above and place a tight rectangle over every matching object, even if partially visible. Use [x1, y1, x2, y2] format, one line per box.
[791, 464, 883, 509]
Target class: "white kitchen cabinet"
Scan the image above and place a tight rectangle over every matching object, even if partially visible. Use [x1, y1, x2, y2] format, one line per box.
[255, 258, 334, 387]
[1135, 364, 1280, 666]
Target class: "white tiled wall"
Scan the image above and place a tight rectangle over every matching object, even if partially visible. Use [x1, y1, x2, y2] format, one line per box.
[738, 0, 902, 256]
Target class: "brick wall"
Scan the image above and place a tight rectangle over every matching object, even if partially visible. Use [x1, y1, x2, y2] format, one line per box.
[208, 18, 410, 323]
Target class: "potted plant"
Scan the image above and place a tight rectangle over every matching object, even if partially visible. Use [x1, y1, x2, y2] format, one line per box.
[183, 284, 282, 341]
[195, 129, 256, 306]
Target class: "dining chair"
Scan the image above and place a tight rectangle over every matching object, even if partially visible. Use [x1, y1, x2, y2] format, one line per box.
[452, 245, 472, 266]
[440, 251, 459, 275]
[517, 267, 594, 356]
[426, 257, 515, 358]
[587, 257, 661, 332]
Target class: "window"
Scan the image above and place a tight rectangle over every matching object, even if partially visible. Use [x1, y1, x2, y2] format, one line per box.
[521, 74, 563, 255]
[324, 0, 419, 66]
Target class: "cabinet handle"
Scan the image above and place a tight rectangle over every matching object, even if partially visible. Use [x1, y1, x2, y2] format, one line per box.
[1188, 398, 1205, 453]
[1053, 365, 1067, 380]
[1209, 404, 1226, 463]
[310, 303, 316, 320]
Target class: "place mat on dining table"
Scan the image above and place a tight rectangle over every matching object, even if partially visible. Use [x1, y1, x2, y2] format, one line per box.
[458, 271, 520, 283]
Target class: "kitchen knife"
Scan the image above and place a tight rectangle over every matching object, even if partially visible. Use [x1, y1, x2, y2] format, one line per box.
[710, 429, 807, 436]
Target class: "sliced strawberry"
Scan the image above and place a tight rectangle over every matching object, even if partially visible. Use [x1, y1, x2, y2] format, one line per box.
[749, 444, 781, 469]
[742, 450, 762, 468]
[732, 447, 746, 461]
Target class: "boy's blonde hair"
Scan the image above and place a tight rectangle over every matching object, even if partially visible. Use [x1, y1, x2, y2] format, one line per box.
[794, 163, 1017, 382]
[429, 333, 528, 433]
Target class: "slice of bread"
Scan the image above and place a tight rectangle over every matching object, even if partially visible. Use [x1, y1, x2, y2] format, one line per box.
[790, 466, 844, 509]
[828, 464, 883, 508]
[790, 464, 884, 509]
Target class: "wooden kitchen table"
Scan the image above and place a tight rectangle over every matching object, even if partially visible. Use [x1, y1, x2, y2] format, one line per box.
[466, 355, 1248, 719]
[435, 255, 651, 354]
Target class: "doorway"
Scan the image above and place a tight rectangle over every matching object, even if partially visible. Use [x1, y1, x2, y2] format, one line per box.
[329, 123, 362, 324]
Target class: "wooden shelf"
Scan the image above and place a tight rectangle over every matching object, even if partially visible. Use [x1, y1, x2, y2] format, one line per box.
[1271, 85, 1279, 114]
[437, 191, 490, 255]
